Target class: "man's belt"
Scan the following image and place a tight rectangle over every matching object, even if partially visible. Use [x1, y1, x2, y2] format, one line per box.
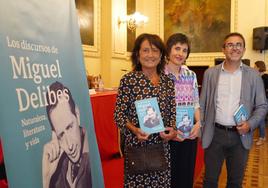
[215, 122, 237, 132]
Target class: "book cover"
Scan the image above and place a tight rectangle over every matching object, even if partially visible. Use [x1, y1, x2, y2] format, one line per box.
[176, 106, 195, 138]
[135, 97, 165, 134]
[233, 104, 249, 125]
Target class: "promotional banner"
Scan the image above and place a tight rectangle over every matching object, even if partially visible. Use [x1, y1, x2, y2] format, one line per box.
[0, 1, 104, 187]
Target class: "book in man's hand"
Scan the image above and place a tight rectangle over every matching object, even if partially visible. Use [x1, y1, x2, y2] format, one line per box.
[176, 106, 195, 138]
[135, 97, 165, 134]
[233, 104, 249, 125]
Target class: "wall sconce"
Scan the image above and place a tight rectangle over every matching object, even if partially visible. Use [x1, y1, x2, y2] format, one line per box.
[118, 12, 148, 32]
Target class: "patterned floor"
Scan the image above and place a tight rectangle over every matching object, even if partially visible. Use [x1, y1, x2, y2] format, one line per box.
[194, 128, 268, 188]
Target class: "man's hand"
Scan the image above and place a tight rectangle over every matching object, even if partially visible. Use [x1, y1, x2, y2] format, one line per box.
[236, 121, 250, 135]
[42, 131, 63, 188]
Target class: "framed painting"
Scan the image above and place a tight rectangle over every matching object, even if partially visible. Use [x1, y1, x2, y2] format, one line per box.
[164, 0, 231, 53]
[75, 0, 100, 56]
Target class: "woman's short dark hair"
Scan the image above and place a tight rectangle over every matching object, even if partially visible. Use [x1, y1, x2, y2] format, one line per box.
[255, 60, 266, 72]
[166, 33, 191, 59]
[131, 33, 166, 74]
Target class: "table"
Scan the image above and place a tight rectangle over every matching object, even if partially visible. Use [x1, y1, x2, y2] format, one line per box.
[90, 91, 121, 160]
[90, 91, 124, 188]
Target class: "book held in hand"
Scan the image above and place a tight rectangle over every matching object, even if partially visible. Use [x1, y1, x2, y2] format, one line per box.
[176, 106, 195, 138]
[135, 97, 165, 134]
[233, 104, 249, 125]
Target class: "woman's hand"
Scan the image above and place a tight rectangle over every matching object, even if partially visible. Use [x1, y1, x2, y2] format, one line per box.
[188, 121, 201, 140]
[133, 127, 150, 141]
[172, 129, 185, 142]
[126, 120, 149, 141]
[159, 127, 177, 142]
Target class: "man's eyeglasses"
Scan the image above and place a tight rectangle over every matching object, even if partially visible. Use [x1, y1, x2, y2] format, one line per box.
[224, 43, 244, 50]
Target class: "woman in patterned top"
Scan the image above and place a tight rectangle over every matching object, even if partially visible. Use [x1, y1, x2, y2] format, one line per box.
[165, 33, 201, 188]
[114, 33, 177, 188]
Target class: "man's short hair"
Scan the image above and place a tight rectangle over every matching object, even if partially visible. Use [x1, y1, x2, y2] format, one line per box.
[46, 81, 76, 131]
[222, 32, 246, 48]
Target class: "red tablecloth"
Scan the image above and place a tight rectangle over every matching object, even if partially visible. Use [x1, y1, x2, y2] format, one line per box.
[90, 91, 124, 188]
[90, 91, 121, 160]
